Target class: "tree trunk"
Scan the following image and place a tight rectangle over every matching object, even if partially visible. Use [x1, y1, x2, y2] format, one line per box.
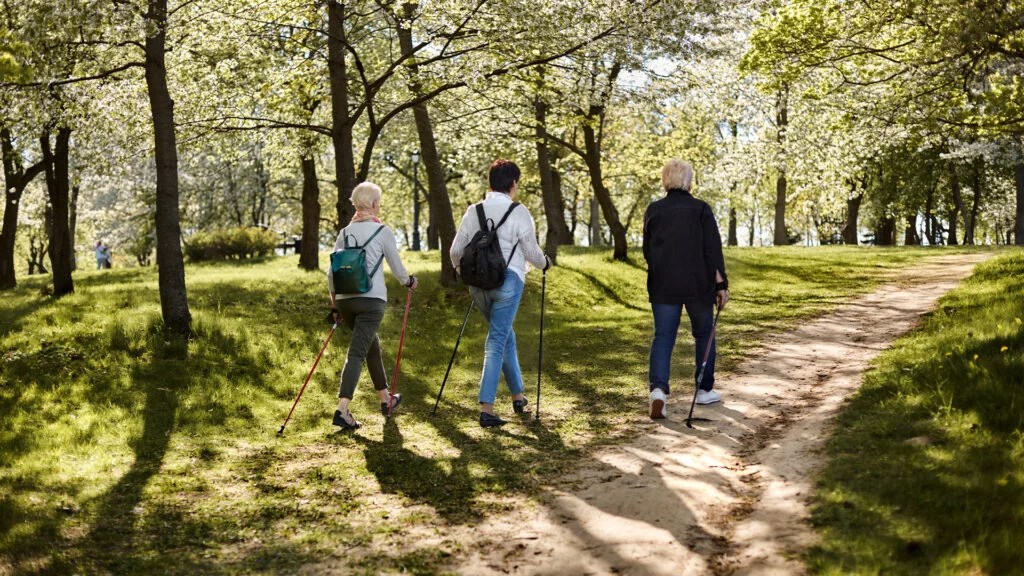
[145, 0, 192, 335]
[552, 169, 573, 245]
[964, 159, 983, 245]
[534, 98, 570, 262]
[299, 155, 321, 270]
[395, 14, 456, 285]
[903, 213, 920, 245]
[841, 178, 862, 245]
[1015, 142, 1024, 245]
[948, 161, 963, 245]
[41, 128, 74, 296]
[589, 199, 602, 246]
[581, 113, 628, 260]
[748, 210, 756, 246]
[924, 182, 935, 245]
[0, 128, 45, 290]
[69, 185, 79, 271]
[773, 85, 789, 246]
[875, 215, 896, 246]
[328, 0, 356, 230]
[727, 206, 738, 246]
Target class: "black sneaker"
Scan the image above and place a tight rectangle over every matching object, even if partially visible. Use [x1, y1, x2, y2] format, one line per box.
[479, 412, 508, 428]
[512, 398, 529, 414]
[380, 393, 403, 417]
[333, 410, 361, 431]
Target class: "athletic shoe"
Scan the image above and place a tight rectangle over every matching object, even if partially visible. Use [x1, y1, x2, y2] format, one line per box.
[479, 412, 508, 428]
[650, 388, 668, 419]
[380, 393, 403, 417]
[512, 398, 529, 414]
[332, 410, 361, 430]
[695, 389, 721, 405]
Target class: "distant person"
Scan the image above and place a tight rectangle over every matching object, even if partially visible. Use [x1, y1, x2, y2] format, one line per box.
[95, 241, 112, 269]
[643, 159, 729, 419]
[327, 182, 418, 431]
[449, 159, 550, 428]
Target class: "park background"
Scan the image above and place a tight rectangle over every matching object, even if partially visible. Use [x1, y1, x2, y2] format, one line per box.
[2, 1, 1023, 575]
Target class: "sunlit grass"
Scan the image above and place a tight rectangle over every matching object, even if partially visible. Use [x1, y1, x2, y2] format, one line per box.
[0, 245, 990, 574]
[806, 249, 1024, 575]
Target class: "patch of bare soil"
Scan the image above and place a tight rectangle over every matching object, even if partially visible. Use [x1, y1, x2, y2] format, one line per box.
[438, 253, 992, 576]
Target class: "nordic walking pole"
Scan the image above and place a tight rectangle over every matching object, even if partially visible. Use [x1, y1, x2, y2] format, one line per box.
[685, 306, 721, 429]
[535, 267, 547, 420]
[278, 322, 338, 435]
[387, 286, 414, 418]
[432, 300, 474, 415]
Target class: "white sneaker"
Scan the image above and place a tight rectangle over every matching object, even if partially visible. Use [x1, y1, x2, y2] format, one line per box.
[650, 388, 668, 419]
[695, 389, 721, 405]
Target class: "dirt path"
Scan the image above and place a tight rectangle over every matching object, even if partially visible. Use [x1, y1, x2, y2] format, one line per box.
[444, 253, 991, 576]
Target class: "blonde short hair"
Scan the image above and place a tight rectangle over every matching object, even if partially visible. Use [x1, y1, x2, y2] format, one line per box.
[662, 159, 694, 191]
[351, 181, 382, 211]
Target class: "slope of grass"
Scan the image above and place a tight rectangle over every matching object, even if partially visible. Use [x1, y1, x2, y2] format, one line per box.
[0, 246, 981, 574]
[806, 250, 1024, 575]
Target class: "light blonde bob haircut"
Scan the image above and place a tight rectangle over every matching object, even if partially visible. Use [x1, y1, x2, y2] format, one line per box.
[351, 181, 383, 211]
[661, 158, 694, 191]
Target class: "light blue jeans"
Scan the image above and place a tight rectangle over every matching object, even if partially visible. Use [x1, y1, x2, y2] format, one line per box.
[469, 273, 525, 404]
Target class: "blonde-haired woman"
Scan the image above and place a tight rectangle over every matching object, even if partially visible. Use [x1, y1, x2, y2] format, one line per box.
[327, 181, 418, 430]
[642, 159, 729, 419]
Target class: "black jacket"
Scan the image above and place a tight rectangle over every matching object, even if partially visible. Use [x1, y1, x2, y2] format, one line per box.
[642, 189, 728, 305]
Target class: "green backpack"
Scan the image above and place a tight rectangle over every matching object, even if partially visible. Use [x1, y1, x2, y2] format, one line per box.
[331, 225, 386, 294]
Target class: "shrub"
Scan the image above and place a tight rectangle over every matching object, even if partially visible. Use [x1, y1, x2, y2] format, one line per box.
[184, 227, 280, 261]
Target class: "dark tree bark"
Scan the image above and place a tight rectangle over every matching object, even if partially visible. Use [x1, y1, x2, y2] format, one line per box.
[327, 0, 356, 229]
[395, 10, 457, 285]
[551, 169, 573, 245]
[40, 128, 74, 297]
[727, 206, 738, 246]
[875, 215, 896, 245]
[903, 213, 920, 245]
[145, 0, 191, 335]
[948, 161, 963, 245]
[70, 185, 79, 271]
[924, 182, 936, 245]
[773, 85, 789, 246]
[299, 155, 321, 270]
[841, 181, 862, 245]
[534, 98, 571, 262]
[1, 128, 46, 290]
[581, 105, 628, 260]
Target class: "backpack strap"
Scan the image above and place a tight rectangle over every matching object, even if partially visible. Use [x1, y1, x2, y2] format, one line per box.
[365, 225, 386, 277]
[495, 203, 521, 265]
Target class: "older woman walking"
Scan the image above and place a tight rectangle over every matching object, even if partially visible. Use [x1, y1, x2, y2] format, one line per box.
[643, 159, 729, 419]
[328, 182, 418, 430]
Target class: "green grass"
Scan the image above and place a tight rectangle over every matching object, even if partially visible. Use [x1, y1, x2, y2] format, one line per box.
[806, 249, 1024, 576]
[0, 245, 987, 575]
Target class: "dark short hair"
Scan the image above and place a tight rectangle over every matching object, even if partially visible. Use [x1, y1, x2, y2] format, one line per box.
[488, 159, 520, 193]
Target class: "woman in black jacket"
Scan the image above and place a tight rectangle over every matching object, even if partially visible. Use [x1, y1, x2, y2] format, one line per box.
[642, 159, 729, 419]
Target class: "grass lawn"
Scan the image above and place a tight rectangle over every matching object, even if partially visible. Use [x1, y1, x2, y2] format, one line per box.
[806, 249, 1024, 575]
[0, 245, 986, 575]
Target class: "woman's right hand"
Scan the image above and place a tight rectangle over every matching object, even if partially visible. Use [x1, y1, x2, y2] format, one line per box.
[406, 275, 419, 291]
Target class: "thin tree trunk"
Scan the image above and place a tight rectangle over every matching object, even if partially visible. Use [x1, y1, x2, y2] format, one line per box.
[1, 128, 45, 289]
[748, 210, 755, 246]
[299, 155, 321, 270]
[727, 206, 738, 246]
[589, 199, 601, 246]
[395, 13, 456, 285]
[964, 159, 983, 245]
[41, 128, 74, 296]
[948, 161, 963, 245]
[581, 113, 627, 260]
[145, 0, 191, 335]
[842, 192, 862, 245]
[773, 85, 789, 246]
[903, 213, 919, 245]
[534, 98, 569, 262]
[328, 0, 356, 229]
[552, 169, 573, 245]
[70, 185, 79, 271]
[1015, 141, 1024, 245]
[924, 182, 935, 245]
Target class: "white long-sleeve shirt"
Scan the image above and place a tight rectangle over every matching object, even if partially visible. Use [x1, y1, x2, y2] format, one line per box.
[327, 222, 410, 302]
[449, 192, 547, 282]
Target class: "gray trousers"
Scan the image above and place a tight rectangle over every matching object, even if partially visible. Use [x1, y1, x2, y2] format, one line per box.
[335, 297, 388, 399]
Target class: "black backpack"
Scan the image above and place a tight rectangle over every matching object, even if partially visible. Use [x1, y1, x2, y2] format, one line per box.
[459, 202, 519, 289]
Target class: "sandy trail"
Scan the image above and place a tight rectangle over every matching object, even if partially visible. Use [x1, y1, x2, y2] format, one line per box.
[444, 253, 991, 576]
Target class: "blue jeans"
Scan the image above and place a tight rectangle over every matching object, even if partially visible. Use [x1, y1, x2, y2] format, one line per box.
[469, 273, 525, 404]
[649, 303, 716, 395]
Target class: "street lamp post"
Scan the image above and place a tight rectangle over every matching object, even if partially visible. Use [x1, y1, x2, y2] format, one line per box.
[410, 150, 421, 251]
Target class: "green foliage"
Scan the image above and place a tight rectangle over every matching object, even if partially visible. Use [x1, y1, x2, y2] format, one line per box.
[807, 250, 1024, 575]
[183, 227, 280, 261]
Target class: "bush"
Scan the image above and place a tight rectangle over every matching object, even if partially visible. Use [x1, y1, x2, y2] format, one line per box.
[184, 227, 280, 261]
